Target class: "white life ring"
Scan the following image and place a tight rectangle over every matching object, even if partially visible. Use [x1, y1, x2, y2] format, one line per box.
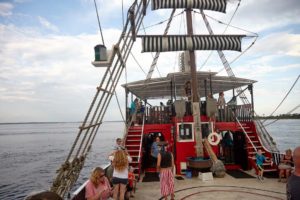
[208, 132, 221, 146]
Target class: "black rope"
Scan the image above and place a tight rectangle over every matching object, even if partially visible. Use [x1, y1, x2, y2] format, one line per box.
[198, 0, 242, 70]
[122, 0, 125, 28]
[141, 10, 185, 30]
[93, 0, 105, 46]
[264, 104, 300, 127]
[263, 75, 300, 123]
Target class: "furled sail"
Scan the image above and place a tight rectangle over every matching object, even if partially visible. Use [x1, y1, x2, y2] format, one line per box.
[152, 0, 227, 13]
[140, 35, 244, 52]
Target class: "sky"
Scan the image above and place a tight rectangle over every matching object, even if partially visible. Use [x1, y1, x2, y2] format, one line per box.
[0, 0, 299, 122]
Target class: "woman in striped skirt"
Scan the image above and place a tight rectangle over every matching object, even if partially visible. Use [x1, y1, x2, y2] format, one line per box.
[157, 146, 175, 200]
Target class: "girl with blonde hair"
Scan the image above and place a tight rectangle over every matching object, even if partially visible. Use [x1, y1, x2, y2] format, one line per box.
[110, 150, 132, 200]
[85, 167, 112, 200]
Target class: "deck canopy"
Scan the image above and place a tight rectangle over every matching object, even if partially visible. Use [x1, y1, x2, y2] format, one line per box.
[122, 71, 256, 99]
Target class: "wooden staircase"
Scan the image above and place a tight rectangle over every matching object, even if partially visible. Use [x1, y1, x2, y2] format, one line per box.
[238, 122, 278, 174]
[125, 125, 143, 178]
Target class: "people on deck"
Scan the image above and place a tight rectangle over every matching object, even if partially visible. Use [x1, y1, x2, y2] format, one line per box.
[184, 81, 192, 115]
[221, 131, 234, 163]
[278, 149, 294, 182]
[110, 150, 132, 200]
[127, 166, 136, 198]
[157, 146, 175, 200]
[255, 149, 270, 181]
[130, 98, 138, 125]
[217, 92, 226, 121]
[151, 136, 161, 165]
[287, 146, 300, 200]
[85, 167, 112, 200]
[184, 80, 192, 101]
[206, 93, 218, 123]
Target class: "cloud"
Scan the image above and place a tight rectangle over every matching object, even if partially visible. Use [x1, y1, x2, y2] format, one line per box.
[252, 32, 300, 57]
[38, 16, 59, 32]
[0, 23, 153, 122]
[0, 1, 300, 122]
[0, 2, 14, 17]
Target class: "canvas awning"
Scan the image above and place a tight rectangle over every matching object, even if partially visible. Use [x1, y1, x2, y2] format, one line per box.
[122, 71, 256, 99]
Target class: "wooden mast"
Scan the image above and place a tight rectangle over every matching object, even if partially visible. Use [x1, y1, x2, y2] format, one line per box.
[186, 9, 203, 157]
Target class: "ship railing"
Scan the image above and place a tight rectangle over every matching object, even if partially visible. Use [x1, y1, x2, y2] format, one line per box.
[254, 119, 279, 153]
[145, 105, 172, 124]
[216, 104, 252, 122]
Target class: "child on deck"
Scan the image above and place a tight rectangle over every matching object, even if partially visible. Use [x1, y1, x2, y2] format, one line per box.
[255, 149, 270, 181]
[127, 166, 136, 197]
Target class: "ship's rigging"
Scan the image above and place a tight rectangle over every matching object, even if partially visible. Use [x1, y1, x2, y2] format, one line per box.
[48, 0, 299, 198]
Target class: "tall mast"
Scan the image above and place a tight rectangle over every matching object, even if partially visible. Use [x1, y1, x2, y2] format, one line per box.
[186, 9, 203, 157]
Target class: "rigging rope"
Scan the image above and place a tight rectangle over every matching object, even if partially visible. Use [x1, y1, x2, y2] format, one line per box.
[142, 22, 161, 77]
[93, 0, 105, 46]
[122, 0, 125, 28]
[141, 11, 184, 30]
[197, 0, 241, 70]
[203, 13, 258, 36]
[108, 69, 126, 124]
[217, 36, 258, 74]
[130, 51, 147, 75]
[263, 74, 300, 123]
[145, 9, 176, 81]
[264, 104, 300, 127]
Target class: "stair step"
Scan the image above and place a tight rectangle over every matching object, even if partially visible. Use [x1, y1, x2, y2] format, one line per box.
[127, 135, 141, 137]
[130, 161, 140, 164]
[264, 169, 277, 172]
[249, 151, 265, 154]
[247, 146, 262, 149]
[127, 139, 141, 142]
[129, 130, 142, 133]
[248, 140, 259, 143]
[128, 150, 140, 152]
[126, 145, 140, 147]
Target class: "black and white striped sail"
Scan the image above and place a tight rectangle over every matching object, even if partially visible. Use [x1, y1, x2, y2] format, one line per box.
[152, 0, 227, 13]
[140, 35, 244, 52]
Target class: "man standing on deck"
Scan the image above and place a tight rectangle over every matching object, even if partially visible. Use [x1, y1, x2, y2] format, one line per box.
[287, 146, 300, 200]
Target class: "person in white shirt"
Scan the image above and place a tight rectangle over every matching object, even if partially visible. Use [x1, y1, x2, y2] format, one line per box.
[110, 150, 132, 200]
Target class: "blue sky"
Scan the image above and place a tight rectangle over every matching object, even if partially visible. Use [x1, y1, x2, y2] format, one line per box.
[0, 0, 299, 122]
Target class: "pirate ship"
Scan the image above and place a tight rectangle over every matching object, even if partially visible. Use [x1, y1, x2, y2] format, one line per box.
[41, 0, 287, 199]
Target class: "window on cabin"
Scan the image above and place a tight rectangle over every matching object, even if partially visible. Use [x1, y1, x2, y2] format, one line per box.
[178, 123, 194, 142]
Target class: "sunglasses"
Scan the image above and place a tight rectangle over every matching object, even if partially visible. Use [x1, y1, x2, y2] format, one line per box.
[98, 174, 105, 179]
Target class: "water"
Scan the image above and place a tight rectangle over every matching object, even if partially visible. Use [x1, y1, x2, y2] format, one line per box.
[0, 120, 299, 200]
[0, 122, 123, 200]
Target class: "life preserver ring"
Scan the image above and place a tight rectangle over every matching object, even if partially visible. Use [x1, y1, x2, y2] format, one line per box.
[208, 132, 221, 146]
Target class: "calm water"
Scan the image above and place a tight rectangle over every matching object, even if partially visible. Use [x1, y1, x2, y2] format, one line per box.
[0, 120, 299, 200]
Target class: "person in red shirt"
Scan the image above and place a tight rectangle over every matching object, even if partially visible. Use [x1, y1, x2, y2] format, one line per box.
[127, 166, 136, 197]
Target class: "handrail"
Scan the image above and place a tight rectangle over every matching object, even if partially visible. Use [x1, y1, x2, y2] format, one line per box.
[137, 113, 145, 178]
[254, 119, 279, 153]
[123, 108, 138, 145]
[138, 113, 145, 163]
[232, 111, 257, 152]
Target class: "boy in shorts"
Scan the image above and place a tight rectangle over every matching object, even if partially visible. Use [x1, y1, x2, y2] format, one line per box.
[256, 149, 269, 181]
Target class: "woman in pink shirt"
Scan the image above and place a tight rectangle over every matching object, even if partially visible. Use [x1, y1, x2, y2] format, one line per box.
[85, 167, 112, 200]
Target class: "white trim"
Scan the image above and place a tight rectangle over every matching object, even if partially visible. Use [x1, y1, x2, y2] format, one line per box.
[177, 122, 194, 142]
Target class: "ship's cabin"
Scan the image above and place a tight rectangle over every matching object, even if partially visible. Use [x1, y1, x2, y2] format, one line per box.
[122, 71, 257, 175]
